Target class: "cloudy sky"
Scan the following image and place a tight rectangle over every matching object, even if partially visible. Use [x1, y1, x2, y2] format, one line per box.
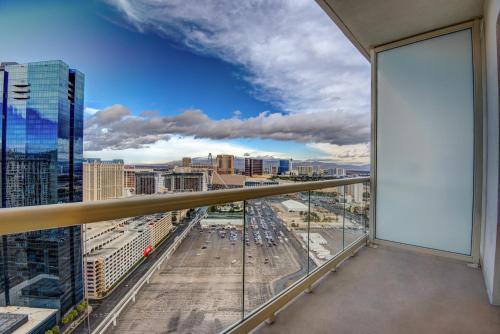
[0, 0, 370, 165]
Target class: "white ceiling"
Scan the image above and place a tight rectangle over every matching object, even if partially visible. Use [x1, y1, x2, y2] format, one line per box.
[316, 0, 484, 59]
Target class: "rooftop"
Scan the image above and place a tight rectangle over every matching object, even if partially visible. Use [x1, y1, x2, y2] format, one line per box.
[0, 306, 57, 334]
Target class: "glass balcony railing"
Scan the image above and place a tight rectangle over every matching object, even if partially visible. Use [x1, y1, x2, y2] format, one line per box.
[0, 177, 369, 334]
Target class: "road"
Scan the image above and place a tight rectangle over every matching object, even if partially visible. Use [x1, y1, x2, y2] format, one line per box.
[74, 210, 202, 334]
[245, 200, 315, 294]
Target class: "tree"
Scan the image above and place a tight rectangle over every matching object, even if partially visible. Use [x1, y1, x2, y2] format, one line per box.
[52, 325, 60, 334]
[62, 316, 70, 325]
[77, 304, 85, 313]
[71, 310, 78, 318]
[45, 330, 53, 334]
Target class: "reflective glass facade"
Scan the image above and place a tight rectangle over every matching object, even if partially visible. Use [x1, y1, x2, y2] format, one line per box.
[0, 61, 84, 315]
[278, 159, 291, 175]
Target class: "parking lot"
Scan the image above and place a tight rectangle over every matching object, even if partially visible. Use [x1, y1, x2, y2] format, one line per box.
[108, 199, 310, 334]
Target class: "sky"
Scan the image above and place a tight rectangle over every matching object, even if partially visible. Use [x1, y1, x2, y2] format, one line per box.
[0, 0, 370, 165]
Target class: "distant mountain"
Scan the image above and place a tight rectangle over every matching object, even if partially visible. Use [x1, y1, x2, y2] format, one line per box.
[144, 155, 369, 172]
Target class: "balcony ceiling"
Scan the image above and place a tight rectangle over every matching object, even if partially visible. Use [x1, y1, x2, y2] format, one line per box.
[317, 0, 484, 59]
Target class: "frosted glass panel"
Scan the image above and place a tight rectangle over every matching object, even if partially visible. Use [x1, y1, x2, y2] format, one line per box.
[376, 29, 474, 255]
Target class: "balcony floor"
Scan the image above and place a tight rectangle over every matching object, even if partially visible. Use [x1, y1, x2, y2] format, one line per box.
[254, 244, 500, 334]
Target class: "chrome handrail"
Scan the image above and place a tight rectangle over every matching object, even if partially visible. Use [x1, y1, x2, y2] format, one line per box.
[0, 177, 369, 235]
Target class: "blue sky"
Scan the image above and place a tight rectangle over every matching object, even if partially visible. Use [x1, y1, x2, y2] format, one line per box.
[0, 0, 371, 165]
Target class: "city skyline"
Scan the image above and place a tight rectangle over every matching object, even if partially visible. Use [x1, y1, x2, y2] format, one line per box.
[0, 0, 370, 165]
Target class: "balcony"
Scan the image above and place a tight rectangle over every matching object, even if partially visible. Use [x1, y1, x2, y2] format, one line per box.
[254, 245, 500, 334]
[0, 0, 499, 333]
[0, 174, 499, 334]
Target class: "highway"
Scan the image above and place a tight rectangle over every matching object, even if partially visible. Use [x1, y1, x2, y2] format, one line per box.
[74, 209, 203, 334]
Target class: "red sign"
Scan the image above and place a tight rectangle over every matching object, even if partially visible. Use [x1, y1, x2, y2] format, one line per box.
[143, 245, 153, 256]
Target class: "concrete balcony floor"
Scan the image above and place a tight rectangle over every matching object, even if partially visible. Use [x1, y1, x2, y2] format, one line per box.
[254, 244, 500, 334]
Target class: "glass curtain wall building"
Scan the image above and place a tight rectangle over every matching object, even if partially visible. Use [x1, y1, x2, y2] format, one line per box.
[0, 60, 84, 315]
[278, 159, 291, 175]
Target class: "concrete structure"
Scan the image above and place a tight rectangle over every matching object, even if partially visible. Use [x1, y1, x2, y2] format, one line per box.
[83, 159, 124, 201]
[245, 158, 263, 176]
[216, 154, 235, 174]
[84, 213, 172, 299]
[282, 199, 308, 212]
[0, 306, 57, 334]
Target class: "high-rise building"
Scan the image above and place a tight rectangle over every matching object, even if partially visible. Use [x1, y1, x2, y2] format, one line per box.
[216, 155, 234, 175]
[135, 172, 156, 195]
[244, 158, 263, 176]
[164, 172, 208, 192]
[278, 159, 291, 175]
[83, 159, 124, 201]
[0, 60, 84, 315]
[123, 167, 154, 196]
[297, 165, 314, 176]
[182, 157, 192, 168]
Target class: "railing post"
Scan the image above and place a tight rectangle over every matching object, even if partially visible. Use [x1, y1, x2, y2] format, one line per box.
[265, 312, 276, 325]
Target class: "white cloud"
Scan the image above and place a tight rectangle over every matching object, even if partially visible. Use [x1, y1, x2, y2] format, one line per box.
[308, 142, 370, 165]
[84, 107, 100, 115]
[84, 104, 369, 151]
[105, 0, 370, 116]
[84, 136, 284, 163]
[97, 0, 371, 164]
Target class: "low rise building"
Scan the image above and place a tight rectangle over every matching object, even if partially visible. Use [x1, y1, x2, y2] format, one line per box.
[245, 178, 279, 188]
[84, 213, 172, 299]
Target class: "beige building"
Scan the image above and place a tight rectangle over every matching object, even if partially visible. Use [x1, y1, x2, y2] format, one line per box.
[297, 165, 314, 176]
[84, 159, 124, 201]
[216, 154, 235, 174]
[182, 157, 192, 167]
[85, 213, 172, 299]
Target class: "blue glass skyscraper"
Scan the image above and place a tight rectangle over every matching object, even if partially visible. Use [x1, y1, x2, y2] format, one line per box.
[0, 60, 84, 315]
[278, 159, 291, 175]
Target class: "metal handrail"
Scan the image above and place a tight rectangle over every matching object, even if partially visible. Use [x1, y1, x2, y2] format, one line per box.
[0, 177, 369, 235]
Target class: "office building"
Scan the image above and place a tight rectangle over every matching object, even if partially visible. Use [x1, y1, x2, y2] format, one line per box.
[83, 159, 124, 201]
[216, 154, 234, 175]
[244, 158, 263, 176]
[135, 172, 156, 195]
[278, 159, 291, 175]
[164, 172, 208, 192]
[0, 60, 84, 315]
